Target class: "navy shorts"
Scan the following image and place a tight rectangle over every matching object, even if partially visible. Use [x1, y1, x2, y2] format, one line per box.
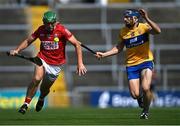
[126, 61, 154, 80]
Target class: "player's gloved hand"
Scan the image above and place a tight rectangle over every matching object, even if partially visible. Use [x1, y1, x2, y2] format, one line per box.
[9, 49, 19, 56]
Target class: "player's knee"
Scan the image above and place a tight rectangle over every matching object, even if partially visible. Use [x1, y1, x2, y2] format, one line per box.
[142, 86, 150, 93]
[130, 92, 139, 99]
[40, 82, 53, 93]
[41, 88, 50, 94]
[32, 78, 41, 86]
[33, 75, 43, 82]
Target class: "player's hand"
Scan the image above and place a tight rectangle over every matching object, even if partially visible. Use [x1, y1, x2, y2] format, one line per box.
[9, 49, 19, 56]
[76, 64, 87, 76]
[96, 52, 104, 60]
[138, 9, 148, 19]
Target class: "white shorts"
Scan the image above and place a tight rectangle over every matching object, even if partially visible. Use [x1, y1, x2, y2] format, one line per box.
[41, 59, 64, 81]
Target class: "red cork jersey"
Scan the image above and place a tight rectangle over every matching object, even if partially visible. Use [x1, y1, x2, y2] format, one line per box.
[32, 23, 72, 65]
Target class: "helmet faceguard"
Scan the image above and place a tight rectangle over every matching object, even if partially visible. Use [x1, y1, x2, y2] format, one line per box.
[123, 9, 140, 28]
[43, 11, 57, 24]
[43, 11, 56, 32]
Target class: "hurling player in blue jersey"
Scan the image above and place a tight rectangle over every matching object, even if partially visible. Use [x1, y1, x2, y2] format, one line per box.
[96, 9, 161, 119]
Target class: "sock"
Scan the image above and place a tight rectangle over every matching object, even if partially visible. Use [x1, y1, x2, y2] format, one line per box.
[39, 92, 47, 100]
[24, 97, 32, 105]
[38, 95, 44, 101]
[143, 108, 149, 113]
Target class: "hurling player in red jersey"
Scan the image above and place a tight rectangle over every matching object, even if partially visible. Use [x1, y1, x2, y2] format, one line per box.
[10, 11, 87, 114]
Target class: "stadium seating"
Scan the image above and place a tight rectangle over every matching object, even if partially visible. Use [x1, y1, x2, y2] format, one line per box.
[148, 8, 180, 23]
[0, 30, 27, 45]
[69, 29, 106, 45]
[56, 6, 101, 24]
[0, 8, 28, 24]
[0, 72, 33, 87]
[0, 7, 31, 87]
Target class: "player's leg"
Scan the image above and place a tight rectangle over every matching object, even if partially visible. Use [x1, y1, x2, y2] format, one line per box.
[40, 75, 55, 99]
[129, 79, 145, 108]
[137, 85, 144, 108]
[26, 65, 45, 101]
[35, 74, 55, 112]
[140, 68, 153, 119]
[129, 79, 140, 99]
[126, 65, 143, 108]
[18, 65, 44, 114]
[35, 61, 63, 112]
[150, 70, 157, 106]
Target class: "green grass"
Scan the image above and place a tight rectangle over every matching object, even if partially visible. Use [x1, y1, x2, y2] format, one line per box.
[0, 107, 180, 125]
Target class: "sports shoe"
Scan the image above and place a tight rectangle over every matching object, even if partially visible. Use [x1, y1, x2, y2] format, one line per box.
[140, 112, 149, 119]
[35, 99, 44, 112]
[18, 104, 28, 115]
[137, 96, 144, 108]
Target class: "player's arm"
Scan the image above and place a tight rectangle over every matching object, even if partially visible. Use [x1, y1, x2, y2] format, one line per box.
[10, 35, 36, 55]
[68, 35, 87, 76]
[139, 9, 161, 35]
[96, 41, 124, 59]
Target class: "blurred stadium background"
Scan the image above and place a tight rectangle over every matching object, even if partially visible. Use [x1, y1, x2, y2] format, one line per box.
[0, 0, 180, 110]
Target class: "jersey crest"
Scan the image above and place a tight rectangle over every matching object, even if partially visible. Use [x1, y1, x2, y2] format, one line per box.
[119, 23, 153, 66]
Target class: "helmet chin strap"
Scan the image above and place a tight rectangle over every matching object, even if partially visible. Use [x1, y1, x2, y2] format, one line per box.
[126, 24, 132, 28]
[44, 23, 55, 33]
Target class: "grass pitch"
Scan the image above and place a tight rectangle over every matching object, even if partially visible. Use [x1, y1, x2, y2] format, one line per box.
[0, 107, 179, 125]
